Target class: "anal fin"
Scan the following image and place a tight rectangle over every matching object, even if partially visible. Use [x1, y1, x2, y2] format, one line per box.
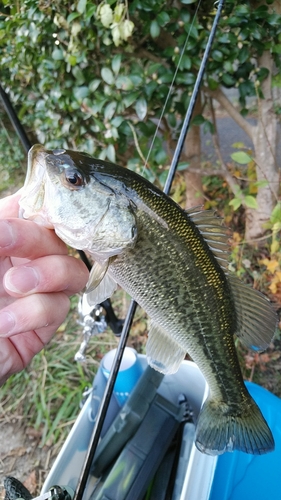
[229, 275, 277, 351]
[146, 321, 186, 375]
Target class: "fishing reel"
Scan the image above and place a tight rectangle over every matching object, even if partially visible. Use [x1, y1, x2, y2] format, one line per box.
[74, 295, 124, 363]
[3, 477, 74, 500]
[74, 296, 108, 363]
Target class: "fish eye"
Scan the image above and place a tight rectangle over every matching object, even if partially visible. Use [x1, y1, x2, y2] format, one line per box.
[64, 169, 85, 189]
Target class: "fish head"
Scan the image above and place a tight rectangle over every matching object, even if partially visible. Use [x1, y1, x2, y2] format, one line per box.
[19, 145, 138, 257]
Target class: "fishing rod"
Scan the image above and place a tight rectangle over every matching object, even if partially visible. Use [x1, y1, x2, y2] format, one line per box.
[74, 1, 226, 499]
[0, 84, 32, 153]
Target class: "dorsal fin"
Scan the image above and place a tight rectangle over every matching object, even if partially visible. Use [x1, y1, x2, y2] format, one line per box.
[186, 207, 230, 271]
[186, 208, 277, 350]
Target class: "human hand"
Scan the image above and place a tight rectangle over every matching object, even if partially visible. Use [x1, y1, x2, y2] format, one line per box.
[0, 190, 89, 385]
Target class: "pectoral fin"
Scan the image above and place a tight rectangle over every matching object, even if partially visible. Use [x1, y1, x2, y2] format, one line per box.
[229, 275, 277, 351]
[146, 321, 186, 375]
[85, 260, 117, 306]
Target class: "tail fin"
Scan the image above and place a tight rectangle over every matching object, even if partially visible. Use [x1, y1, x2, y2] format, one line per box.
[195, 396, 274, 455]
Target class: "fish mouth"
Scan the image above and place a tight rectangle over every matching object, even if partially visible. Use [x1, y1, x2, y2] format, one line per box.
[18, 144, 53, 227]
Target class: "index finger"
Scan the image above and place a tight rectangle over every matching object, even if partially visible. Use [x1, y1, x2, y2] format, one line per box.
[0, 189, 23, 218]
[0, 218, 67, 259]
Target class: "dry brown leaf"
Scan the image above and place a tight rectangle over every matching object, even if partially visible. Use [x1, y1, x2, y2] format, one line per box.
[23, 470, 38, 496]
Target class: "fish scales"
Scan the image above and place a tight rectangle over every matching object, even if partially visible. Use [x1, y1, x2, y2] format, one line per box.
[90, 169, 244, 402]
[109, 209, 245, 401]
[18, 145, 278, 456]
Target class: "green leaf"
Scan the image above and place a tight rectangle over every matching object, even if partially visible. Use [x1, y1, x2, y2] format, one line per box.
[253, 180, 269, 188]
[232, 142, 247, 149]
[257, 67, 269, 82]
[135, 98, 147, 120]
[147, 63, 162, 76]
[203, 120, 215, 134]
[272, 44, 281, 54]
[155, 148, 168, 164]
[144, 81, 158, 99]
[67, 12, 81, 23]
[150, 20, 160, 38]
[181, 0, 197, 3]
[104, 101, 117, 120]
[238, 46, 249, 64]
[180, 54, 192, 70]
[235, 5, 250, 16]
[130, 74, 143, 86]
[176, 72, 195, 86]
[212, 50, 224, 62]
[156, 12, 170, 27]
[67, 54, 77, 66]
[73, 86, 89, 101]
[77, 0, 87, 14]
[188, 24, 198, 39]
[52, 48, 64, 60]
[231, 151, 252, 164]
[207, 77, 219, 91]
[267, 13, 281, 26]
[222, 73, 236, 87]
[112, 54, 122, 75]
[244, 195, 258, 209]
[85, 4, 96, 20]
[177, 162, 189, 170]
[192, 114, 205, 126]
[72, 66, 86, 84]
[89, 79, 101, 92]
[111, 116, 123, 127]
[106, 144, 116, 163]
[229, 198, 242, 210]
[168, 113, 177, 128]
[101, 67, 115, 85]
[223, 61, 233, 73]
[270, 202, 281, 224]
[116, 76, 134, 90]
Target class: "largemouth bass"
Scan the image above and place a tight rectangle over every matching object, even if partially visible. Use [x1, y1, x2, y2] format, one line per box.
[19, 145, 277, 456]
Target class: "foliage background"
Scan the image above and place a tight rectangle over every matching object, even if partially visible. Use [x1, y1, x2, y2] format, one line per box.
[1, 0, 281, 238]
[0, 0, 281, 483]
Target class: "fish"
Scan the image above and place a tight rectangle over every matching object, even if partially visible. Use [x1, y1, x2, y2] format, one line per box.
[19, 144, 278, 456]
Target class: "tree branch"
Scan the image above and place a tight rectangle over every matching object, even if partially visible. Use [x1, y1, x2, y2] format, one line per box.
[182, 166, 234, 176]
[203, 86, 254, 140]
[132, 48, 170, 67]
[208, 96, 241, 196]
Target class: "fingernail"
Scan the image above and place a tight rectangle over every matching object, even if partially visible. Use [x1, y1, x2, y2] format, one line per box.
[4, 266, 40, 294]
[0, 221, 15, 248]
[0, 311, 15, 335]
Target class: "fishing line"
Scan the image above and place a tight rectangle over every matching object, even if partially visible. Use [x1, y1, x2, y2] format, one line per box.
[142, 0, 202, 176]
[164, 0, 226, 195]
